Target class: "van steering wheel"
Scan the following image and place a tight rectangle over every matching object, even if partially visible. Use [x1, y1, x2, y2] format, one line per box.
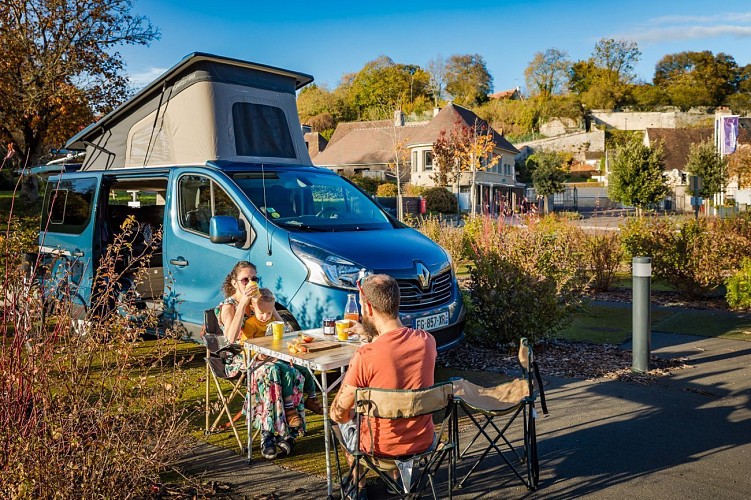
[316, 207, 339, 218]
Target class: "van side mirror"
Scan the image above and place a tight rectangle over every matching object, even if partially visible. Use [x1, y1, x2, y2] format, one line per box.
[209, 216, 246, 243]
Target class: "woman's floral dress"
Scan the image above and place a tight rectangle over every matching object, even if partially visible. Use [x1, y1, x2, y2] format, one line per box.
[214, 298, 306, 438]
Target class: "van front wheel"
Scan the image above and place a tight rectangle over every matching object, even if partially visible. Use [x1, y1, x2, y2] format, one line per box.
[276, 309, 301, 333]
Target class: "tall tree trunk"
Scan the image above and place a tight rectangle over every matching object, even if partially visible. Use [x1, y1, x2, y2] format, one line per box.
[20, 127, 42, 203]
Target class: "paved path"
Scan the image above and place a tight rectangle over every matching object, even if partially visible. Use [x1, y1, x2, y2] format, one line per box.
[178, 333, 751, 499]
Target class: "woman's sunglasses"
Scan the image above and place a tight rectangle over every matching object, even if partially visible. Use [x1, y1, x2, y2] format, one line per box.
[238, 276, 259, 285]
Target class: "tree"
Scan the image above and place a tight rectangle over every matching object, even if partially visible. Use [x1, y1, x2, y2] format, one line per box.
[431, 125, 464, 190]
[347, 56, 431, 119]
[524, 48, 571, 98]
[431, 116, 499, 215]
[568, 38, 640, 110]
[727, 144, 751, 189]
[685, 140, 728, 204]
[654, 51, 739, 108]
[0, 0, 160, 173]
[444, 54, 493, 107]
[593, 38, 641, 83]
[608, 139, 668, 215]
[629, 83, 670, 110]
[426, 55, 447, 106]
[526, 151, 566, 213]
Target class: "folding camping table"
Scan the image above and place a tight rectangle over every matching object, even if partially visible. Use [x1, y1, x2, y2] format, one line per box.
[244, 330, 362, 499]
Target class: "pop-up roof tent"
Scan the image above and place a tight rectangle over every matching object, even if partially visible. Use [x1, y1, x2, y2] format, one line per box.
[66, 52, 314, 170]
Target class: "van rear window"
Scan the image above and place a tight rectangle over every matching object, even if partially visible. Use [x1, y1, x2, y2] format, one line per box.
[42, 178, 97, 234]
[232, 102, 296, 158]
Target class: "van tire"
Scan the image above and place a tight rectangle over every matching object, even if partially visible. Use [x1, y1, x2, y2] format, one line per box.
[276, 309, 301, 333]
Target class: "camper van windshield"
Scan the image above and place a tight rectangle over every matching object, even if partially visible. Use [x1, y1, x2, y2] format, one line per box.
[231, 171, 393, 231]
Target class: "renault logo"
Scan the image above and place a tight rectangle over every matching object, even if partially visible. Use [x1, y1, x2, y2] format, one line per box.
[416, 262, 431, 290]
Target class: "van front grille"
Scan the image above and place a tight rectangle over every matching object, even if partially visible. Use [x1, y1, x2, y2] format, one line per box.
[397, 269, 453, 312]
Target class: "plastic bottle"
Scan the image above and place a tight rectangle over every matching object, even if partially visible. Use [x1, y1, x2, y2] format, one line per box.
[344, 293, 359, 323]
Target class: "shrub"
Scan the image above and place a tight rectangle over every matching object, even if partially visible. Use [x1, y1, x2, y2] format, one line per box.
[345, 174, 380, 195]
[415, 216, 467, 264]
[726, 258, 751, 310]
[1, 217, 192, 498]
[376, 182, 398, 197]
[468, 215, 589, 345]
[584, 230, 624, 292]
[404, 183, 425, 196]
[423, 187, 457, 213]
[620, 216, 751, 298]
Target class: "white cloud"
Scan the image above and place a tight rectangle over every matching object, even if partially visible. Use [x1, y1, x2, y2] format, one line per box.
[615, 11, 751, 44]
[128, 67, 168, 88]
[646, 12, 751, 26]
[629, 24, 751, 43]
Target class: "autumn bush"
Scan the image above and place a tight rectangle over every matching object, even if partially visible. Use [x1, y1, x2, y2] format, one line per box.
[467, 215, 590, 345]
[726, 258, 751, 310]
[1, 217, 193, 499]
[583, 230, 625, 292]
[620, 216, 751, 298]
[415, 216, 468, 264]
[422, 186, 457, 213]
[375, 182, 398, 197]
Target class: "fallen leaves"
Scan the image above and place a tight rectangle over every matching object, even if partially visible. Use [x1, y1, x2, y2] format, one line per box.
[438, 339, 691, 384]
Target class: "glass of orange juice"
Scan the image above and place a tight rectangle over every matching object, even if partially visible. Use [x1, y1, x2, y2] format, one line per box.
[335, 319, 350, 341]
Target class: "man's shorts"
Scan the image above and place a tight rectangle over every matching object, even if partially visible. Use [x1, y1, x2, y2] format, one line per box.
[335, 419, 359, 454]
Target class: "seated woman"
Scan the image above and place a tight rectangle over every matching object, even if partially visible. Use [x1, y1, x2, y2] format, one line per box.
[215, 261, 318, 459]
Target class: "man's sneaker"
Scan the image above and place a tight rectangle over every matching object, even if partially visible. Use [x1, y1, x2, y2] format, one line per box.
[261, 433, 277, 459]
[276, 436, 295, 456]
[285, 407, 302, 428]
[304, 395, 324, 414]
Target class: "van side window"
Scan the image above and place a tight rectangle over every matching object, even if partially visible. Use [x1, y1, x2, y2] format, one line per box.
[178, 175, 240, 236]
[42, 178, 97, 234]
[232, 102, 295, 159]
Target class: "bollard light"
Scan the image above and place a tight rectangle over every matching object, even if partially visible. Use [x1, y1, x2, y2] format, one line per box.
[632, 256, 652, 373]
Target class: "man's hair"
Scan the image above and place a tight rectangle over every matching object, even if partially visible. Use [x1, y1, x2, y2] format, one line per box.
[361, 274, 400, 319]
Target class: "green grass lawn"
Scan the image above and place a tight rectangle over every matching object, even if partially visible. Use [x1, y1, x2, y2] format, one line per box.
[0, 190, 41, 223]
[556, 302, 751, 344]
[556, 304, 674, 344]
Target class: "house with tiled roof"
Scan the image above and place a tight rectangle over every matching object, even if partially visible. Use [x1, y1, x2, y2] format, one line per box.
[643, 128, 712, 212]
[313, 103, 523, 212]
[643, 124, 751, 211]
[488, 87, 523, 100]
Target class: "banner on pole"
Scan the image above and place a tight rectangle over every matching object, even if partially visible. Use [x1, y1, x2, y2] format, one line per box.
[722, 116, 739, 155]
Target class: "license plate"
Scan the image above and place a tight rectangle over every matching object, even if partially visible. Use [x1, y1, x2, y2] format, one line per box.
[414, 311, 449, 332]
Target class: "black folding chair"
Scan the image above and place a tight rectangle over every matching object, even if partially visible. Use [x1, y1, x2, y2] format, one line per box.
[333, 382, 457, 500]
[203, 309, 248, 453]
[450, 337, 548, 491]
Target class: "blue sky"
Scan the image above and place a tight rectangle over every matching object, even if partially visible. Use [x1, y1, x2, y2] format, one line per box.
[122, 0, 751, 93]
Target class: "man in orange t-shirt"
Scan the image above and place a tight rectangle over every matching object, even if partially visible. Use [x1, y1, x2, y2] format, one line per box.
[330, 274, 437, 497]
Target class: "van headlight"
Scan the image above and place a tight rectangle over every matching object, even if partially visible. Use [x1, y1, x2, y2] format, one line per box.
[290, 239, 362, 290]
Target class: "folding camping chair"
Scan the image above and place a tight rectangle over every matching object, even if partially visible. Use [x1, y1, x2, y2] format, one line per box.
[203, 309, 249, 453]
[450, 337, 548, 491]
[333, 382, 456, 500]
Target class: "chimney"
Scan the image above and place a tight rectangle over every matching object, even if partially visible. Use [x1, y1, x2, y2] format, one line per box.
[394, 109, 405, 127]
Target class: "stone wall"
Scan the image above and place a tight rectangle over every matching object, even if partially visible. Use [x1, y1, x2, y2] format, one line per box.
[517, 130, 606, 156]
[590, 111, 713, 131]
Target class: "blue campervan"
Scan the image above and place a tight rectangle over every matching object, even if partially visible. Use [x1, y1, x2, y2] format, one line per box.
[37, 53, 465, 350]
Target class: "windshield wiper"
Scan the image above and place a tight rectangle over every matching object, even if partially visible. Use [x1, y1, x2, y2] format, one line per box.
[279, 220, 327, 231]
